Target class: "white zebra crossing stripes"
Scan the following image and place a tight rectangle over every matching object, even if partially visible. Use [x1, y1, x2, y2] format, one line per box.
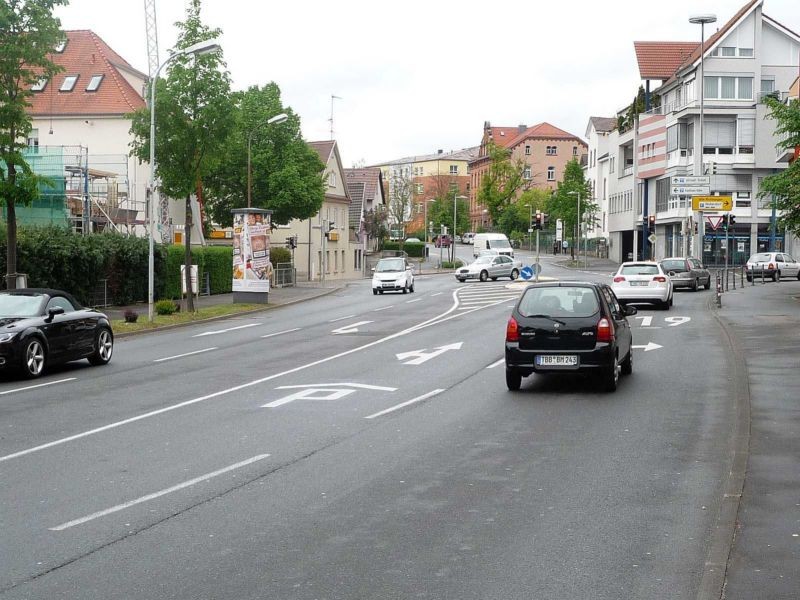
[455, 282, 522, 310]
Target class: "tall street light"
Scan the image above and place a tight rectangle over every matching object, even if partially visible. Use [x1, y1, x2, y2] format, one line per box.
[148, 38, 221, 322]
[247, 113, 288, 208]
[689, 13, 716, 258]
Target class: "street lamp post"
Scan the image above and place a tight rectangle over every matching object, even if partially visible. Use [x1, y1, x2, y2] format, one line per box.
[689, 14, 716, 259]
[247, 113, 288, 208]
[148, 39, 221, 322]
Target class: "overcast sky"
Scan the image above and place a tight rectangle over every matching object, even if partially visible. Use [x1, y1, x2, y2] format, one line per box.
[56, 0, 800, 167]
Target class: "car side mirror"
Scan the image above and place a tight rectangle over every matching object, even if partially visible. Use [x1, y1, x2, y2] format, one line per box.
[623, 305, 637, 316]
[46, 306, 65, 321]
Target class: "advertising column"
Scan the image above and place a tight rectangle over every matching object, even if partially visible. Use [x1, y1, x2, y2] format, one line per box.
[232, 208, 273, 304]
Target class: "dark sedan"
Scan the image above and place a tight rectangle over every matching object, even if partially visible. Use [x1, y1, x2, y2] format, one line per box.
[0, 288, 113, 379]
[505, 281, 636, 392]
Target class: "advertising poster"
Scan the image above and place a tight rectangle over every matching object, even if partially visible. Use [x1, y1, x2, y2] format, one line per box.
[232, 210, 271, 293]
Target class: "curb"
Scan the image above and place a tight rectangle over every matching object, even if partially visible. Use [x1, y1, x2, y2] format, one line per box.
[696, 295, 751, 600]
[114, 286, 343, 339]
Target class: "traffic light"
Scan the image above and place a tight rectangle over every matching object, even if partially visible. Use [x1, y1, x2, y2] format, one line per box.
[694, 222, 698, 235]
[534, 212, 543, 230]
[728, 214, 736, 226]
[648, 215, 656, 230]
[285, 235, 297, 249]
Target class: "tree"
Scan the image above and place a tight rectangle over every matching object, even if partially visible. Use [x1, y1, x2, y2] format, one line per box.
[547, 159, 595, 260]
[476, 142, 533, 225]
[427, 195, 469, 261]
[760, 95, 800, 235]
[363, 207, 388, 250]
[204, 83, 325, 227]
[130, 0, 233, 312]
[0, 0, 66, 289]
[387, 167, 414, 241]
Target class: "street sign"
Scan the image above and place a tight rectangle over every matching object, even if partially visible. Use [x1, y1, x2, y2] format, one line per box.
[705, 215, 723, 231]
[671, 176, 710, 186]
[520, 266, 533, 280]
[671, 185, 710, 196]
[692, 196, 733, 211]
[647, 233, 657, 244]
[555, 219, 563, 242]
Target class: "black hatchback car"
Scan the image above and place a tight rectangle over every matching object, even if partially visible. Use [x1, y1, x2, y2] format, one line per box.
[0, 288, 114, 379]
[505, 282, 636, 392]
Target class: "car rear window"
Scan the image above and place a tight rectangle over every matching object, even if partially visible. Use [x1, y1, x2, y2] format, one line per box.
[661, 260, 688, 272]
[620, 264, 659, 275]
[518, 287, 600, 318]
[749, 253, 772, 262]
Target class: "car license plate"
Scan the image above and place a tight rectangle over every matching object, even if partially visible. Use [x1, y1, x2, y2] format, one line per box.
[536, 355, 578, 366]
[630, 281, 648, 286]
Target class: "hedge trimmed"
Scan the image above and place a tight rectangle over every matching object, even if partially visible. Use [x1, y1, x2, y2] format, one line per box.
[382, 241, 426, 257]
[162, 244, 234, 299]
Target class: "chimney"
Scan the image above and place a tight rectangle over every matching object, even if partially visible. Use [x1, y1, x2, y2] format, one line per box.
[518, 124, 527, 133]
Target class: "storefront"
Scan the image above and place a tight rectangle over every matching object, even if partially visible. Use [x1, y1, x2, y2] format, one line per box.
[702, 223, 785, 267]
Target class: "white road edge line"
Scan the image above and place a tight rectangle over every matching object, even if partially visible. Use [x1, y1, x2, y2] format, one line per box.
[364, 389, 445, 420]
[430, 292, 443, 297]
[153, 348, 218, 363]
[261, 327, 302, 339]
[0, 378, 77, 396]
[49, 454, 270, 531]
[329, 314, 355, 322]
[372, 305, 394, 312]
[486, 358, 505, 369]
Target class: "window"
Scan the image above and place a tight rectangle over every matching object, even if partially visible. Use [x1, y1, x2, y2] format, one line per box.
[739, 48, 753, 57]
[27, 129, 39, 150]
[721, 46, 736, 57]
[737, 118, 755, 152]
[60, 75, 78, 91]
[761, 79, 775, 94]
[546, 146, 557, 156]
[546, 166, 555, 181]
[31, 78, 47, 92]
[415, 183, 423, 194]
[720, 76, 735, 99]
[54, 40, 67, 53]
[525, 145, 531, 155]
[46, 296, 75, 313]
[86, 74, 103, 92]
[449, 165, 458, 175]
[573, 146, 578, 156]
[737, 77, 752, 100]
[703, 76, 753, 100]
[704, 120, 735, 154]
[523, 166, 532, 180]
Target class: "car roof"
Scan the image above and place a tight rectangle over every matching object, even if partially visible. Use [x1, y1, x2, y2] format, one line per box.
[0, 288, 83, 309]
[523, 281, 604, 289]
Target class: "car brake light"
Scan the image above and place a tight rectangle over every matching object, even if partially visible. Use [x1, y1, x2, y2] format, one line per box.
[613, 276, 626, 282]
[506, 317, 519, 342]
[597, 317, 614, 342]
[653, 276, 667, 282]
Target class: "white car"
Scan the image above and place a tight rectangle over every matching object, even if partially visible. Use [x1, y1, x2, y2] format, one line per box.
[372, 257, 415, 294]
[455, 254, 522, 282]
[745, 251, 800, 282]
[611, 261, 673, 310]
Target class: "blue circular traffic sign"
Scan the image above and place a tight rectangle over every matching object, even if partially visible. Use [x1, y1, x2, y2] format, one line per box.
[520, 266, 534, 280]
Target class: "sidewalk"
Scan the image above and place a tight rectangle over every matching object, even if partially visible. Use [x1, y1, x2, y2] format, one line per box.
[713, 279, 800, 598]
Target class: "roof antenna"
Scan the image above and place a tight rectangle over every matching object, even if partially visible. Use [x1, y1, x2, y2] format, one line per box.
[329, 94, 342, 140]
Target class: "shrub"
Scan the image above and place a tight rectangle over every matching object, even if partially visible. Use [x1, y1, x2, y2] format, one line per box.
[154, 299, 178, 315]
[441, 260, 464, 269]
[382, 241, 426, 258]
[269, 246, 291, 266]
[123, 309, 139, 323]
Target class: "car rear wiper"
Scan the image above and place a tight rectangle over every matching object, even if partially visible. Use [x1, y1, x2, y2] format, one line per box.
[525, 314, 566, 326]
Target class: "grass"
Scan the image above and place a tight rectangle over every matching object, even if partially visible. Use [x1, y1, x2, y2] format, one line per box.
[112, 303, 265, 334]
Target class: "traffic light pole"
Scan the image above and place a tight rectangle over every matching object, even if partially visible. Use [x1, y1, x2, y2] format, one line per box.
[724, 214, 729, 277]
[535, 228, 540, 283]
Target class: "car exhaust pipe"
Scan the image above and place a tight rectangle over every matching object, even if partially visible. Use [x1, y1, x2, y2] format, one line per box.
[0, 358, 5, 366]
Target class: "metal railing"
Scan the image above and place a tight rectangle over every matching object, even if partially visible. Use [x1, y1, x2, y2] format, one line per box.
[713, 265, 772, 307]
[273, 262, 296, 287]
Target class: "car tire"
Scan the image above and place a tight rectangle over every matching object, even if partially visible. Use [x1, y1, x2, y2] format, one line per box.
[88, 327, 114, 366]
[505, 368, 522, 391]
[797, 271, 800, 281]
[378, 290, 384, 294]
[603, 363, 619, 392]
[410, 281, 415, 293]
[491, 277, 498, 281]
[456, 278, 465, 283]
[692, 278, 699, 292]
[510, 269, 519, 280]
[774, 271, 780, 282]
[402, 284, 408, 294]
[669, 294, 673, 307]
[479, 270, 489, 282]
[705, 277, 712, 289]
[373, 289, 378, 295]
[20, 337, 46, 379]
[621, 349, 633, 375]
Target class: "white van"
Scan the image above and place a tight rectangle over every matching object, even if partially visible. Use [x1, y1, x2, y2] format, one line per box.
[473, 233, 514, 258]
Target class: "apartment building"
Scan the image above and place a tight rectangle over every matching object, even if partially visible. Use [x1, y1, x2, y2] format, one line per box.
[589, 0, 799, 264]
[468, 122, 588, 230]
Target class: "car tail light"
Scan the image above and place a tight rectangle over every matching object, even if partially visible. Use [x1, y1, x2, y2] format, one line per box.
[506, 317, 519, 342]
[597, 317, 614, 342]
[768, 263, 775, 270]
[613, 276, 626, 282]
[653, 276, 667, 282]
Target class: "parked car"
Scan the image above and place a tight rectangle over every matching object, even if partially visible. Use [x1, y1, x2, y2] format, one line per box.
[434, 234, 452, 248]
[505, 281, 636, 392]
[462, 232, 475, 244]
[745, 252, 800, 282]
[611, 261, 673, 309]
[0, 288, 114, 379]
[404, 237, 422, 244]
[659, 257, 711, 291]
[454, 234, 462, 244]
[455, 254, 521, 282]
[372, 257, 415, 294]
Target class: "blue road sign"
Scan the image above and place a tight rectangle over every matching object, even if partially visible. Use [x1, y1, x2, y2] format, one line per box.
[520, 266, 534, 280]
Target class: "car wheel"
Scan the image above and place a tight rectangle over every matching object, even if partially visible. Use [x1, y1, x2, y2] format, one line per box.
[479, 270, 489, 282]
[20, 337, 46, 379]
[505, 368, 522, 391]
[88, 328, 114, 366]
[797, 271, 800, 281]
[669, 294, 673, 307]
[491, 277, 498, 281]
[410, 282, 415, 293]
[510, 269, 519, 280]
[456, 278, 465, 283]
[774, 271, 780, 282]
[692, 278, 699, 291]
[603, 363, 619, 392]
[378, 290, 384, 294]
[621, 349, 633, 375]
[373, 289, 378, 295]
[402, 284, 408, 294]
[705, 277, 712, 289]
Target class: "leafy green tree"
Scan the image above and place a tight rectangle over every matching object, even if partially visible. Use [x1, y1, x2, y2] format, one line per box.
[427, 195, 469, 260]
[0, 0, 66, 289]
[476, 142, 532, 225]
[363, 207, 388, 250]
[547, 159, 595, 260]
[204, 83, 325, 226]
[130, 0, 233, 312]
[760, 96, 800, 235]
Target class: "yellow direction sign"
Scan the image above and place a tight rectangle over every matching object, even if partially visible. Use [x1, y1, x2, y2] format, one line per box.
[692, 196, 733, 211]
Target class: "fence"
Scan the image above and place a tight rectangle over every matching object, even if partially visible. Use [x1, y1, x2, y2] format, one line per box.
[712, 265, 773, 308]
[274, 262, 296, 287]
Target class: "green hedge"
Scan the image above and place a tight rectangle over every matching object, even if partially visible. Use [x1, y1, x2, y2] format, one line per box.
[162, 244, 233, 300]
[382, 241, 426, 257]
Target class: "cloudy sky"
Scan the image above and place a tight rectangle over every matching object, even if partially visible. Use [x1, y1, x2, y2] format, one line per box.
[56, 0, 800, 167]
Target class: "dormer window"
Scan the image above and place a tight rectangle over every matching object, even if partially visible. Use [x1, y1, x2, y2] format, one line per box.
[54, 40, 67, 53]
[60, 75, 78, 92]
[86, 74, 104, 92]
[31, 78, 48, 92]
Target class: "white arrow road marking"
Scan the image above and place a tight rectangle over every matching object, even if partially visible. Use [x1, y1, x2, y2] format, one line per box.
[364, 389, 445, 419]
[274, 383, 397, 391]
[632, 342, 663, 352]
[153, 348, 217, 363]
[331, 320, 373, 335]
[193, 323, 260, 337]
[0, 378, 76, 396]
[50, 454, 271, 531]
[396, 342, 463, 365]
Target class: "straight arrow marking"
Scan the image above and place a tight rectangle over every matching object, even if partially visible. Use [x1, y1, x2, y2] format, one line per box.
[632, 342, 663, 352]
[396, 342, 463, 365]
[331, 320, 373, 335]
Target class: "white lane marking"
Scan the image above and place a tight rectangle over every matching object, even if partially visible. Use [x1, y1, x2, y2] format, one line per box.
[364, 389, 445, 420]
[49, 454, 270, 531]
[193, 323, 259, 337]
[373, 305, 394, 312]
[329, 314, 356, 323]
[0, 286, 505, 464]
[406, 298, 422, 304]
[430, 292, 443, 297]
[0, 378, 76, 396]
[634, 315, 653, 328]
[275, 383, 397, 391]
[396, 343, 463, 365]
[486, 358, 505, 369]
[153, 348, 217, 363]
[331, 320, 373, 335]
[632, 342, 663, 352]
[261, 327, 302, 339]
[665, 316, 691, 327]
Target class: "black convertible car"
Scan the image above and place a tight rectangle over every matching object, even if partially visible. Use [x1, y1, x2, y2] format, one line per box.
[0, 288, 114, 379]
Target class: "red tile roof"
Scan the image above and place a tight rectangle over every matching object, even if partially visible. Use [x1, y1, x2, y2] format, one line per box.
[488, 122, 585, 150]
[633, 41, 699, 80]
[27, 30, 146, 116]
[308, 140, 335, 164]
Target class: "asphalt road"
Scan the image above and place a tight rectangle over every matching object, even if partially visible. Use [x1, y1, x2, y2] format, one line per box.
[1, 254, 739, 599]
